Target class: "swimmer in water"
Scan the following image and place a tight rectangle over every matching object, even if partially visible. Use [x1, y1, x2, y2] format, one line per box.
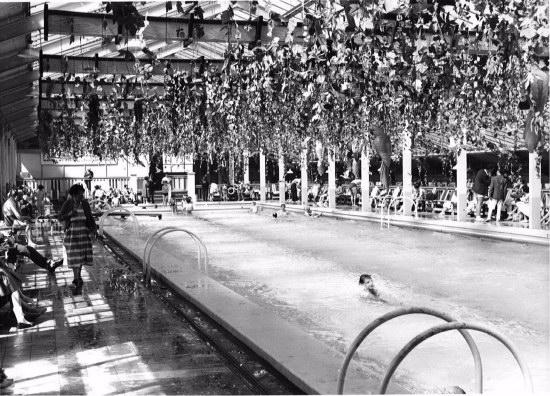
[273, 203, 288, 218]
[359, 274, 380, 299]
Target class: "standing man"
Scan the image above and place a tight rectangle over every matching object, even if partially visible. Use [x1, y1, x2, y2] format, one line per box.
[142, 177, 150, 204]
[486, 169, 508, 222]
[84, 168, 94, 195]
[472, 167, 491, 221]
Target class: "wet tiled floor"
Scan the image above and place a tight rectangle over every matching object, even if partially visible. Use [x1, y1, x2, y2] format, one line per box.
[0, 229, 255, 395]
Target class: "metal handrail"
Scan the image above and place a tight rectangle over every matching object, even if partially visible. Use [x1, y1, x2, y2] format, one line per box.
[144, 228, 208, 284]
[336, 307, 483, 394]
[98, 207, 139, 236]
[379, 322, 533, 394]
[142, 226, 208, 285]
[142, 226, 208, 275]
[142, 227, 208, 273]
[380, 196, 415, 229]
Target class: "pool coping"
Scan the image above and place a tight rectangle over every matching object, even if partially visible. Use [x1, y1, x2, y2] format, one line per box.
[259, 203, 550, 245]
[104, 228, 408, 395]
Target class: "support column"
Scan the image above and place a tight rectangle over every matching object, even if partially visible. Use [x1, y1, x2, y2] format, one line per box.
[529, 152, 542, 229]
[259, 151, 266, 202]
[361, 146, 370, 212]
[187, 172, 196, 203]
[228, 153, 235, 185]
[328, 148, 336, 209]
[456, 150, 468, 222]
[278, 153, 285, 206]
[301, 147, 308, 205]
[402, 135, 413, 216]
[243, 150, 250, 185]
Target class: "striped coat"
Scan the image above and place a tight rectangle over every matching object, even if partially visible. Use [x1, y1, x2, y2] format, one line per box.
[59, 198, 96, 268]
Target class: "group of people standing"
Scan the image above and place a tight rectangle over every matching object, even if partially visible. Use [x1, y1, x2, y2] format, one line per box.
[472, 167, 528, 222]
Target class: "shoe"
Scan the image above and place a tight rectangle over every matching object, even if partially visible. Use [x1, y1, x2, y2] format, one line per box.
[16, 322, 34, 329]
[0, 378, 14, 389]
[48, 258, 64, 273]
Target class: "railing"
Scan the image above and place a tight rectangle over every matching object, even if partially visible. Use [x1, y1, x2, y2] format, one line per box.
[337, 307, 533, 394]
[98, 207, 139, 237]
[23, 177, 130, 200]
[379, 196, 415, 229]
[142, 226, 208, 286]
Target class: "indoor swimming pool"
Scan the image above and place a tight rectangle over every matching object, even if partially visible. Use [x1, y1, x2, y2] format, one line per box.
[104, 208, 549, 394]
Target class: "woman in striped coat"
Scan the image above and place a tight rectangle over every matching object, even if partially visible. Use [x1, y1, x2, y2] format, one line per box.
[59, 184, 97, 287]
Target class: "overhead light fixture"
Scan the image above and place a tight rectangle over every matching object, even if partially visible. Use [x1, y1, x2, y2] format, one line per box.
[18, 43, 40, 59]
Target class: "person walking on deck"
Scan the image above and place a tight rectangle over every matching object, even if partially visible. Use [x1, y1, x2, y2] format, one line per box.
[486, 169, 508, 222]
[58, 184, 97, 288]
[472, 167, 491, 221]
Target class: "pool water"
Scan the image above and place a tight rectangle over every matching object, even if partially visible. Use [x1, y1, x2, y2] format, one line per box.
[115, 209, 549, 393]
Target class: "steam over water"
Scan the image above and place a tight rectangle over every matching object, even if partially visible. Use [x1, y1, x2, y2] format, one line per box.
[127, 209, 549, 393]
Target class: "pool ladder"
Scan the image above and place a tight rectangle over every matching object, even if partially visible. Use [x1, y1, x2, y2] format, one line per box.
[142, 226, 209, 286]
[337, 307, 533, 394]
[380, 196, 417, 229]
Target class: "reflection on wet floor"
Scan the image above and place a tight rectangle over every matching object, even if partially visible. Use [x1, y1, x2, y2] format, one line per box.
[0, 229, 256, 395]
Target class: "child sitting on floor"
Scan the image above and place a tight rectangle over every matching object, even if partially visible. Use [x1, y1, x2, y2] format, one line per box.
[184, 196, 193, 215]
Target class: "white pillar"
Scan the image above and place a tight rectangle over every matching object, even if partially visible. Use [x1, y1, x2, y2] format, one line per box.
[456, 150, 468, 222]
[243, 150, 250, 184]
[187, 172, 196, 203]
[361, 146, 370, 212]
[529, 151, 542, 229]
[328, 148, 336, 209]
[228, 153, 235, 185]
[301, 147, 308, 205]
[260, 151, 266, 202]
[402, 135, 413, 216]
[278, 153, 285, 206]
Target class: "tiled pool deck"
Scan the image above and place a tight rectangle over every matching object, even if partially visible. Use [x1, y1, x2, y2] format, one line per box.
[0, 230, 259, 395]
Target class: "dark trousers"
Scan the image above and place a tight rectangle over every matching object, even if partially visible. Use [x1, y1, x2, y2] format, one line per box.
[7, 244, 49, 270]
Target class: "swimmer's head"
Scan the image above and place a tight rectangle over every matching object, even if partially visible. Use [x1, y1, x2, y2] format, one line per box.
[252, 201, 257, 205]
[359, 274, 373, 287]
[280, 203, 286, 211]
[272, 212, 278, 218]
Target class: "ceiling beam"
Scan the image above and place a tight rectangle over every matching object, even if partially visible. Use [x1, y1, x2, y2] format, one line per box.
[46, 9, 297, 43]
[41, 53, 224, 75]
[0, 12, 43, 42]
[41, 79, 167, 97]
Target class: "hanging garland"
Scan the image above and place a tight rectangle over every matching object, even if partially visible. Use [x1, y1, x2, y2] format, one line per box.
[41, 0, 549, 164]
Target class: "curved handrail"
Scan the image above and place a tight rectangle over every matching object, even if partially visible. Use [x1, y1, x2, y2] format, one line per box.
[380, 196, 415, 229]
[145, 228, 208, 284]
[336, 307, 483, 394]
[142, 227, 208, 273]
[98, 207, 139, 236]
[379, 322, 533, 394]
[142, 227, 208, 285]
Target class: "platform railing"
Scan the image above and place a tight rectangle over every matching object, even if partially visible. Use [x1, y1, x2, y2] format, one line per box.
[337, 307, 533, 394]
[142, 226, 208, 286]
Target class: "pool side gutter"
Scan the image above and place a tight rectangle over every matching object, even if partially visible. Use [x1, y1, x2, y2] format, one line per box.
[260, 203, 550, 245]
